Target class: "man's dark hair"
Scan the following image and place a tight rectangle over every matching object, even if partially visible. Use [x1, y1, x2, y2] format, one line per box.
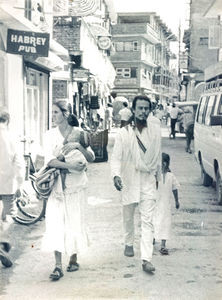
[132, 95, 152, 110]
[123, 102, 128, 107]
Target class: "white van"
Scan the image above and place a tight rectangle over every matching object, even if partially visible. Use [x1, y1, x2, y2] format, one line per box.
[194, 80, 222, 204]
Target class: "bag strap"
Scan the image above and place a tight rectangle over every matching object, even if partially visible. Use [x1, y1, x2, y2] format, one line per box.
[125, 125, 147, 153]
[136, 135, 147, 153]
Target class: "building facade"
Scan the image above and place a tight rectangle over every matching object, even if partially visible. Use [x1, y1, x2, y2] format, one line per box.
[182, 0, 221, 101]
[204, 0, 222, 82]
[110, 12, 177, 103]
[0, 0, 69, 158]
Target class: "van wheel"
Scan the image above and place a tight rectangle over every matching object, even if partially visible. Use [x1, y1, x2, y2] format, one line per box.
[216, 170, 222, 205]
[200, 163, 213, 186]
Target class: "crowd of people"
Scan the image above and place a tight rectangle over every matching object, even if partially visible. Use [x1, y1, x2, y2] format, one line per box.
[0, 95, 181, 281]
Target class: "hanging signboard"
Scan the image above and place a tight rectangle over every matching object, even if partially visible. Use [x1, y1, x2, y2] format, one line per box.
[98, 36, 112, 50]
[6, 29, 50, 57]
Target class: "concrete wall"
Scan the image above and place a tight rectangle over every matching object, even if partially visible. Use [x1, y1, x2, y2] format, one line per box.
[189, 0, 218, 72]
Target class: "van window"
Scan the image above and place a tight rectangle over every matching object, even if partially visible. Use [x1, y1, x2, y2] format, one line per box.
[205, 95, 216, 125]
[197, 96, 208, 124]
[217, 94, 222, 115]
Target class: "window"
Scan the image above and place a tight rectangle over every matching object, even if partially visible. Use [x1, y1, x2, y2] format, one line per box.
[115, 42, 124, 51]
[197, 96, 208, 124]
[115, 41, 139, 52]
[25, 0, 32, 20]
[116, 68, 137, 78]
[133, 41, 139, 51]
[217, 94, 222, 115]
[116, 68, 130, 78]
[205, 95, 216, 125]
[131, 67, 137, 78]
[199, 37, 208, 45]
[125, 42, 132, 51]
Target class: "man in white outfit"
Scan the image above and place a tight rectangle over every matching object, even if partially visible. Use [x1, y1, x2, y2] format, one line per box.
[0, 107, 24, 267]
[119, 102, 132, 128]
[111, 95, 161, 273]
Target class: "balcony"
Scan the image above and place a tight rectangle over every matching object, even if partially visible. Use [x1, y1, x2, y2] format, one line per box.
[114, 77, 138, 87]
[112, 23, 160, 44]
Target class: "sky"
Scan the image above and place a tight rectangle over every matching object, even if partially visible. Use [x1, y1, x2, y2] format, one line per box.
[113, 0, 189, 36]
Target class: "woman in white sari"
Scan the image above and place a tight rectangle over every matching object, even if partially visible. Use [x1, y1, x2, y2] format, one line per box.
[41, 100, 95, 281]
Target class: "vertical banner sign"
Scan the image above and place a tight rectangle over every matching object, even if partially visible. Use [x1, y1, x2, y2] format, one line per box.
[53, 0, 69, 16]
[6, 29, 50, 57]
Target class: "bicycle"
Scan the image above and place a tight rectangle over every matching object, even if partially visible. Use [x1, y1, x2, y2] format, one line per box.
[12, 154, 47, 226]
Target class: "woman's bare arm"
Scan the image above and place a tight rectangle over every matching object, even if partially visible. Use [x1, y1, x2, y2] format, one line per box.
[47, 158, 86, 172]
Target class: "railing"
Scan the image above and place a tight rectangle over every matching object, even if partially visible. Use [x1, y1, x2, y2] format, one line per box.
[204, 79, 222, 93]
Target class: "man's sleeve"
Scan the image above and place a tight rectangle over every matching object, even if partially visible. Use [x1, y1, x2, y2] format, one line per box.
[110, 131, 123, 178]
[156, 122, 162, 182]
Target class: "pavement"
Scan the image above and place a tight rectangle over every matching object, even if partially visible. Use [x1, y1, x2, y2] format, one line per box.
[1, 125, 222, 299]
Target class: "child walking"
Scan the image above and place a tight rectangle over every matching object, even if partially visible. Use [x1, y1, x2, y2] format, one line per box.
[154, 152, 180, 255]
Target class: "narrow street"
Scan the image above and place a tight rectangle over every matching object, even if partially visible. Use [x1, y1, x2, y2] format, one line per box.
[1, 126, 222, 300]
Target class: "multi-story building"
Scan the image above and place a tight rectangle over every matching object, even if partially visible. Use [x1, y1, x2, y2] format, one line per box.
[53, 0, 116, 123]
[182, 0, 221, 101]
[110, 12, 177, 103]
[203, 0, 222, 82]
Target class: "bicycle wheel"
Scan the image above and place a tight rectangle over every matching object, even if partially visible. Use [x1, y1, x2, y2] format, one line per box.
[13, 180, 47, 226]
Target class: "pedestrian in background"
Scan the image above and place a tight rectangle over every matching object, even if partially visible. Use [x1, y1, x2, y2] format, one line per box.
[153, 152, 180, 255]
[169, 103, 183, 139]
[119, 101, 132, 128]
[41, 100, 95, 281]
[111, 95, 161, 274]
[0, 107, 24, 268]
[164, 102, 171, 125]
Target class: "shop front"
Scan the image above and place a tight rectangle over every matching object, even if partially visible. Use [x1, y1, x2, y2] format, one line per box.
[0, 11, 68, 157]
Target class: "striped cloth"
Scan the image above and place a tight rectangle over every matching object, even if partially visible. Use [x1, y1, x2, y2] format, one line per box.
[31, 167, 60, 199]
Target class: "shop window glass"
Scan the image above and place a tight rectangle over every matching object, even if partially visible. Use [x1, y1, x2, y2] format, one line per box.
[26, 70, 37, 86]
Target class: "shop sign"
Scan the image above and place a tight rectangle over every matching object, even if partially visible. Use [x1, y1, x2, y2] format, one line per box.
[73, 68, 89, 81]
[7, 29, 49, 57]
[98, 36, 112, 50]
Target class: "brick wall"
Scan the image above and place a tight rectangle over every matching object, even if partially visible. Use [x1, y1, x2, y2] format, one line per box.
[53, 17, 81, 51]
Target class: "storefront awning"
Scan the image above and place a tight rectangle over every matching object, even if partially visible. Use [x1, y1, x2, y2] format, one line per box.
[25, 50, 66, 72]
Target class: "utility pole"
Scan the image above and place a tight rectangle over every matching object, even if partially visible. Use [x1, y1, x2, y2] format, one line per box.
[178, 20, 181, 101]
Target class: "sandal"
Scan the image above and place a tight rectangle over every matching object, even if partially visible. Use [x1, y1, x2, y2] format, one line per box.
[0, 242, 11, 253]
[49, 267, 64, 281]
[66, 262, 79, 272]
[160, 248, 169, 255]
[0, 249, 13, 267]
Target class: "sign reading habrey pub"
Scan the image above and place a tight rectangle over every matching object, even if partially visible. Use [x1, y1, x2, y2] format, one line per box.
[7, 29, 50, 57]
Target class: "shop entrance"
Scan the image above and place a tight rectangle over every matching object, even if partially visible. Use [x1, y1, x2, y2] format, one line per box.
[24, 66, 49, 156]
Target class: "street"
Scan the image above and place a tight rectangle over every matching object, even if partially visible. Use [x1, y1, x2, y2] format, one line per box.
[1, 125, 222, 300]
